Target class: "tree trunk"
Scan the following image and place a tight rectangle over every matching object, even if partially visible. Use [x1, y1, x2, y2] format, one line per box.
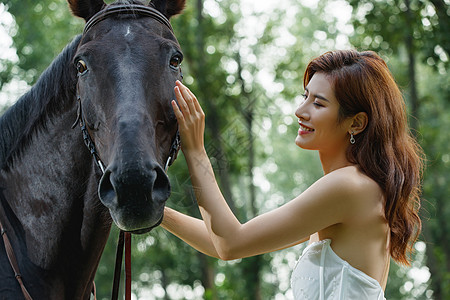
[194, 0, 236, 213]
[198, 253, 217, 300]
[161, 269, 170, 300]
[428, 0, 450, 55]
[193, 0, 235, 298]
[403, 0, 445, 298]
[237, 51, 262, 300]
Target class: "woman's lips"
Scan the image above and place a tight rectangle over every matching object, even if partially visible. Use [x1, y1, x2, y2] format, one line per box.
[298, 122, 314, 135]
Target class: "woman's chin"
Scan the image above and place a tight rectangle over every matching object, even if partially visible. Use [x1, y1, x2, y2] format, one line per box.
[295, 136, 313, 150]
[295, 136, 305, 148]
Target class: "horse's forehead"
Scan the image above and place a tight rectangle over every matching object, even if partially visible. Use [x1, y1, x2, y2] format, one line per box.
[87, 17, 178, 45]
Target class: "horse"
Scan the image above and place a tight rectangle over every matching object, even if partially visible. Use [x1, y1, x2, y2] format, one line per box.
[0, 0, 185, 298]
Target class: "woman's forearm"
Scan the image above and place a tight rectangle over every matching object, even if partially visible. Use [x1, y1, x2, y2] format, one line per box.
[184, 149, 243, 259]
[162, 207, 220, 258]
[171, 81, 244, 259]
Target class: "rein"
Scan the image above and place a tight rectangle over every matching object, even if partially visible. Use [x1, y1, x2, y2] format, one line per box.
[0, 219, 33, 300]
[0, 4, 180, 300]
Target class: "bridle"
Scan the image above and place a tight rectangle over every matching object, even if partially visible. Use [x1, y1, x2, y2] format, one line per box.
[75, 3, 181, 175]
[0, 4, 181, 300]
[76, 4, 182, 300]
[72, 90, 181, 174]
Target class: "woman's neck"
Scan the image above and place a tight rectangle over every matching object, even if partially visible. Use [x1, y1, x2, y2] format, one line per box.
[319, 149, 353, 175]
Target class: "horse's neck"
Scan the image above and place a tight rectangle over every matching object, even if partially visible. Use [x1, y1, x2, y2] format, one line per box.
[0, 35, 112, 298]
[0, 36, 81, 169]
[0, 103, 111, 298]
[3, 104, 94, 250]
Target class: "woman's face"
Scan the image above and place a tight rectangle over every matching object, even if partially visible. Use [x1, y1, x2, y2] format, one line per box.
[294, 72, 351, 153]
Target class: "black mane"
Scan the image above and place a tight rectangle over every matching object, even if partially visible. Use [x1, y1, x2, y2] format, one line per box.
[0, 35, 81, 170]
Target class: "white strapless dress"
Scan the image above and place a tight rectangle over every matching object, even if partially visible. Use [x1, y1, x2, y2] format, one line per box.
[291, 239, 386, 300]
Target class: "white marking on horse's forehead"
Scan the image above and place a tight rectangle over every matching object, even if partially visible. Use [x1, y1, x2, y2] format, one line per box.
[125, 25, 131, 37]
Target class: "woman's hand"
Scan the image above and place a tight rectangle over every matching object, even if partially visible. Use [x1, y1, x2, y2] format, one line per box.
[172, 81, 206, 155]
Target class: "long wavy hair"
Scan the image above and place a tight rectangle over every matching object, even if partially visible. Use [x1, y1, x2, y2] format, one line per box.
[303, 50, 424, 265]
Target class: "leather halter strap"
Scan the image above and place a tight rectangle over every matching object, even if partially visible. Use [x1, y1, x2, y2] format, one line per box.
[83, 4, 173, 35]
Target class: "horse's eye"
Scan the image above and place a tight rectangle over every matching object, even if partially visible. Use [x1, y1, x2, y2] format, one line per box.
[170, 55, 182, 70]
[76, 60, 88, 75]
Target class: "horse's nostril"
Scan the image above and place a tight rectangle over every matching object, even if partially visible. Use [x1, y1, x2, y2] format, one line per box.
[152, 166, 171, 202]
[98, 170, 116, 205]
[98, 166, 170, 206]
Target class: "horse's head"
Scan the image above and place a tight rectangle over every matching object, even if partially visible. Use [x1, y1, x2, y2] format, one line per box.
[69, 0, 185, 233]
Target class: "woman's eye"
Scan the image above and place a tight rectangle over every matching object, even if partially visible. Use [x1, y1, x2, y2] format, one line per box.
[170, 55, 182, 69]
[313, 102, 323, 107]
[76, 60, 88, 75]
[299, 93, 308, 104]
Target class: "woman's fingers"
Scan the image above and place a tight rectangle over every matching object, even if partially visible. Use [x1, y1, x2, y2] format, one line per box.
[173, 81, 203, 128]
[176, 81, 200, 114]
[172, 80, 205, 125]
[171, 100, 184, 123]
[172, 81, 205, 153]
[186, 87, 204, 115]
[174, 85, 190, 116]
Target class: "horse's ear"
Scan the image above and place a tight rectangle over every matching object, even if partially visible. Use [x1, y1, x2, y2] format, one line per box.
[151, 0, 186, 19]
[68, 0, 106, 22]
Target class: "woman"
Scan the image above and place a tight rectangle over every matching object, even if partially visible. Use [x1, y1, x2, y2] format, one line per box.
[162, 50, 424, 299]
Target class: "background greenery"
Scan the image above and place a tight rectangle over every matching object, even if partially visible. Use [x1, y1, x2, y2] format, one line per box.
[0, 0, 448, 299]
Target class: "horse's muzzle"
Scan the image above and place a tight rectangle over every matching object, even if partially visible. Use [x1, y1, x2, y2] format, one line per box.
[98, 161, 170, 233]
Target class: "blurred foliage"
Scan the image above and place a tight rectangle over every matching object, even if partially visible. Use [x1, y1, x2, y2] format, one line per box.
[348, 0, 449, 72]
[0, 0, 83, 90]
[347, 1, 449, 299]
[1, 0, 448, 299]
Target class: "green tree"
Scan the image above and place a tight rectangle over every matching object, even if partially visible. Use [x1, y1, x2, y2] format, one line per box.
[0, 0, 83, 89]
[348, 0, 449, 298]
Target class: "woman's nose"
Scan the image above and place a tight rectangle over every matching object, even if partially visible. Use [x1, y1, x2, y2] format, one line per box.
[295, 102, 309, 120]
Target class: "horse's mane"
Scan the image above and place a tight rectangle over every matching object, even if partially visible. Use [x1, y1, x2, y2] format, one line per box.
[0, 35, 82, 170]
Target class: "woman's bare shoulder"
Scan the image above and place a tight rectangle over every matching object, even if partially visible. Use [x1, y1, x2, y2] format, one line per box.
[315, 166, 384, 217]
[322, 165, 381, 192]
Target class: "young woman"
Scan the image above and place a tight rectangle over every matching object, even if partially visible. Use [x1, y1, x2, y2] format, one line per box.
[162, 50, 424, 299]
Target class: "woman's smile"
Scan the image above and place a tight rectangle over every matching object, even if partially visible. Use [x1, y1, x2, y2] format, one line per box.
[298, 122, 315, 135]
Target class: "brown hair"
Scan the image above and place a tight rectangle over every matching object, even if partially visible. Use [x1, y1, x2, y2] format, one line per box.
[303, 50, 424, 265]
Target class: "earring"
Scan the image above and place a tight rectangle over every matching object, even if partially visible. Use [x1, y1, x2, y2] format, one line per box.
[350, 131, 355, 144]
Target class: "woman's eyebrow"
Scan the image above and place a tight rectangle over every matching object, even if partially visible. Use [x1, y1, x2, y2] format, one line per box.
[305, 87, 330, 102]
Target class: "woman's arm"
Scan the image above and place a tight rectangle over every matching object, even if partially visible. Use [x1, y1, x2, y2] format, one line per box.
[171, 81, 245, 259]
[162, 207, 220, 258]
[171, 81, 364, 260]
[162, 206, 308, 259]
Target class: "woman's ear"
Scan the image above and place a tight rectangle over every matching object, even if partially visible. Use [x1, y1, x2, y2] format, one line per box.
[349, 112, 368, 135]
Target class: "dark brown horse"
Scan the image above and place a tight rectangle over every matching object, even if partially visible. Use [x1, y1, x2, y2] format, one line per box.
[0, 0, 185, 298]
